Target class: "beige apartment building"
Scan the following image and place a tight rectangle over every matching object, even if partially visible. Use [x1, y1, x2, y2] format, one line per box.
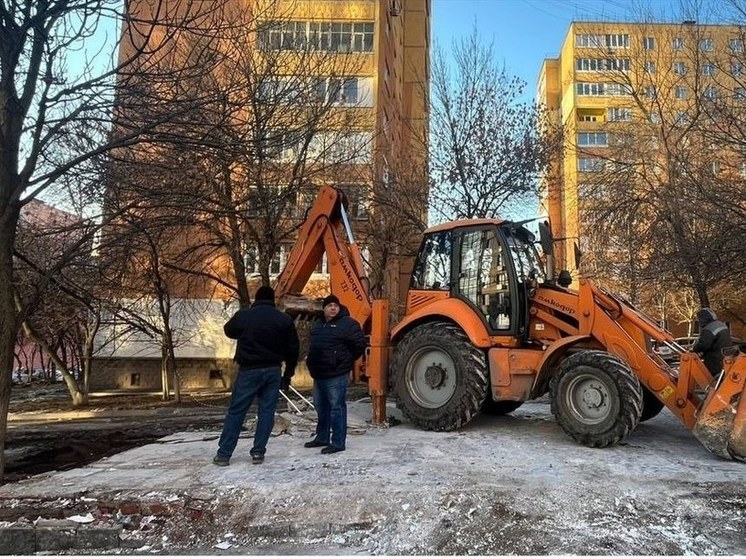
[538, 20, 746, 332]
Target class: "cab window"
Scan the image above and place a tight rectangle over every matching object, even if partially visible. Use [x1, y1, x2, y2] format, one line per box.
[412, 231, 452, 290]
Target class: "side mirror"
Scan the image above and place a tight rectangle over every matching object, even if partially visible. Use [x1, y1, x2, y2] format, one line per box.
[538, 221, 554, 257]
[558, 270, 573, 288]
[574, 242, 582, 269]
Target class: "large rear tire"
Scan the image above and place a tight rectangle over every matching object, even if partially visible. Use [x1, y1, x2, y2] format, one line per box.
[640, 386, 665, 422]
[391, 321, 488, 431]
[550, 350, 643, 448]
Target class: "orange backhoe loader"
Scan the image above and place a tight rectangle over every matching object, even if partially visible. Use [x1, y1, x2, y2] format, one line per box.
[275, 186, 746, 462]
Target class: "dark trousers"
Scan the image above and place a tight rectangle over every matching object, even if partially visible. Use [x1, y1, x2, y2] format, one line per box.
[312, 374, 349, 449]
[217, 366, 281, 459]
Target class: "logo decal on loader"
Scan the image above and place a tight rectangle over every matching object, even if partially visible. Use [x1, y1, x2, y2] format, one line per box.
[659, 386, 674, 400]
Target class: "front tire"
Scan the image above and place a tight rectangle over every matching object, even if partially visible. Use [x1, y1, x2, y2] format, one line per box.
[550, 350, 643, 448]
[391, 321, 488, 431]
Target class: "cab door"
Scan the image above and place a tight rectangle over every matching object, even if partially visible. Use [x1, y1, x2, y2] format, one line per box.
[453, 227, 524, 338]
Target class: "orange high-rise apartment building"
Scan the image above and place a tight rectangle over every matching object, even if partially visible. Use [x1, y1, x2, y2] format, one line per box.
[94, 0, 430, 390]
[538, 20, 746, 333]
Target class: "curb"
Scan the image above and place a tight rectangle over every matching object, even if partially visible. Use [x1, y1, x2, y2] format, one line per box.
[0, 519, 377, 554]
[0, 522, 123, 554]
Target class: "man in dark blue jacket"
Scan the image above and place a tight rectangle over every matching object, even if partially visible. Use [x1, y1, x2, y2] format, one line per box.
[693, 307, 731, 378]
[304, 294, 367, 454]
[213, 286, 299, 466]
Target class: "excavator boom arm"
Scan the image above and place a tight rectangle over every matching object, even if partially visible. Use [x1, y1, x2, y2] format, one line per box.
[274, 186, 372, 329]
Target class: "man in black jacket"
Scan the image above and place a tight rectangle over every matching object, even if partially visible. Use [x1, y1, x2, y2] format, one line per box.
[213, 286, 299, 466]
[304, 294, 367, 454]
[693, 307, 731, 378]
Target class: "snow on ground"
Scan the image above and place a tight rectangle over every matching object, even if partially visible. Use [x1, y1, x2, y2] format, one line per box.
[2, 399, 746, 554]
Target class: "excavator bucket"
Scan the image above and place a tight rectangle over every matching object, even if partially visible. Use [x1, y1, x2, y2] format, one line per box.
[692, 351, 746, 462]
[277, 293, 323, 320]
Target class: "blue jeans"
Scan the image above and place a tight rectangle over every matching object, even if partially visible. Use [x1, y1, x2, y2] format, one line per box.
[217, 366, 281, 459]
[312, 374, 349, 449]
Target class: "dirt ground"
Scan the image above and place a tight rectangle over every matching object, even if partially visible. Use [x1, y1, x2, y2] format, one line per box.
[3, 385, 746, 555]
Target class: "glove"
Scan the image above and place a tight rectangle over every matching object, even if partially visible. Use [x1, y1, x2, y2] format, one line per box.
[281, 375, 292, 392]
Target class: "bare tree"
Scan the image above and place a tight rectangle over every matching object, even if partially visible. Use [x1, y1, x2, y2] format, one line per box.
[430, 26, 556, 222]
[111, 5, 374, 309]
[0, 0, 236, 480]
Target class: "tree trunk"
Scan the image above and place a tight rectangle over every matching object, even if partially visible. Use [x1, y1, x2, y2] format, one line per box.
[0, 207, 21, 481]
[82, 313, 100, 396]
[169, 348, 181, 404]
[161, 345, 171, 400]
[696, 285, 710, 309]
[18, 314, 87, 406]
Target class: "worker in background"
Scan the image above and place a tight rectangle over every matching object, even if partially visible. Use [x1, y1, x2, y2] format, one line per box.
[303, 294, 367, 454]
[692, 307, 731, 378]
[213, 286, 299, 466]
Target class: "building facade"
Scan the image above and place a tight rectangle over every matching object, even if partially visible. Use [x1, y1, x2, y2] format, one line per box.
[539, 20, 746, 333]
[96, 0, 430, 390]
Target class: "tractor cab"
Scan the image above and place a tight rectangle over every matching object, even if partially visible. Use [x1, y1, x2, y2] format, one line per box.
[408, 219, 547, 340]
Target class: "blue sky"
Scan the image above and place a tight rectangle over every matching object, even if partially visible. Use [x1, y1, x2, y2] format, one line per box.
[432, 0, 690, 94]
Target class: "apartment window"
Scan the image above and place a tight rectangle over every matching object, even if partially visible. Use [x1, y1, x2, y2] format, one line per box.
[309, 131, 373, 164]
[736, 87, 746, 101]
[293, 189, 315, 218]
[675, 86, 688, 100]
[577, 132, 608, 147]
[605, 34, 630, 49]
[699, 38, 714, 52]
[740, 161, 746, 179]
[339, 186, 369, 218]
[264, 129, 302, 161]
[711, 161, 720, 175]
[730, 38, 744, 52]
[606, 83, 631, 96]
[675, 111, 689, 124]
[575, 34, 628, 49]
[259, 21, 308, 50]
[607, 107, 632, 122]
[673, 61, 686, 75]
[331, 23, 352, 52]
[643, 37, 655, 50]
[578, 114, 599, 122]
[350, 22, 375, 52]
[315, 77, 360, 105]
[576, 82, 605, 96]
[262, 21, 375, 52]
[644, 61, 656, 74]
[130, 373, 141, 387]
[644, 85, 657, 99]
[245, 244, 293, 276]
[575, 58, 630, 72]
[703, 85, 717, 100]
[733, 63, 744, 76]
[323, 22, 375, 52]
[575, 34, 603, 48]
[673, 37, 684, 51]
[578, 157, 605, 172]
[648, 112, 660, 124]
[702, 62, 716, 76]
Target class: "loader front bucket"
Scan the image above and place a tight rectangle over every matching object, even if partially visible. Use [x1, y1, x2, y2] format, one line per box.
[692, 352, 746, 462]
